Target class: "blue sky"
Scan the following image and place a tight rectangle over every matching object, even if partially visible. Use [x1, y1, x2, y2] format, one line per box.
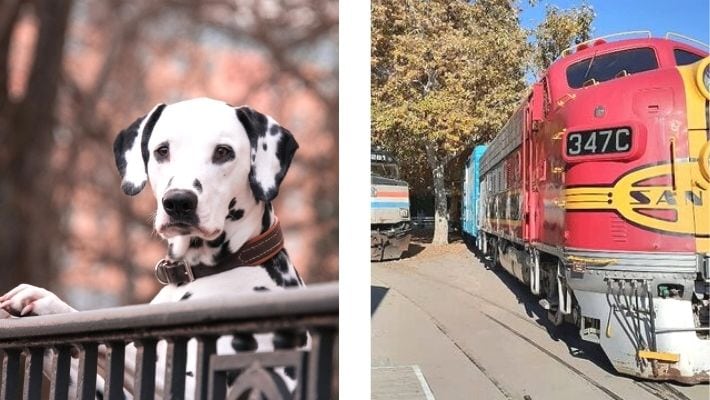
[520, 0, 709, 47]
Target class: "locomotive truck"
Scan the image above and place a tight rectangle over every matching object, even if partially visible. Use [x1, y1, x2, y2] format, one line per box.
[465, 32, 709, 383]
[371, 149, 411, 261]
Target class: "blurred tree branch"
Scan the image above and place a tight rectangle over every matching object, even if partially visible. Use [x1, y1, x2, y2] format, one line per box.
[0, 0, 74, 289]
[0, 0, 22, 109]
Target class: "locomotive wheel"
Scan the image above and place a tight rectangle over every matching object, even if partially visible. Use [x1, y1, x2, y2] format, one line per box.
[490, 240, 501, 268]
[371, 234, 387, 262]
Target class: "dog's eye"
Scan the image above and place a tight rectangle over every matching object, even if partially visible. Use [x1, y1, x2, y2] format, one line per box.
[212, 145, 235, 164]
[154, 145, 170, 162]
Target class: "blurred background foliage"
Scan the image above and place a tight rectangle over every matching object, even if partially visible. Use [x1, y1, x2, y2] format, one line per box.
[0, 0, 338, 308]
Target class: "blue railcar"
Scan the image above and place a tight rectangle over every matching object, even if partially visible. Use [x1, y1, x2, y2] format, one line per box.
[460, 145, 487, 241]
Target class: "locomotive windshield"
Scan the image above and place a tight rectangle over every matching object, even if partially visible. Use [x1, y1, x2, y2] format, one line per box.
[371, 162, 399, 180]
[566, 47, 658, 88]
[674, 49, 704, 66]
[371, 150, 400, 180]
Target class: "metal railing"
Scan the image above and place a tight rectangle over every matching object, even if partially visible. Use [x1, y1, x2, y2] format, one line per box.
[411, 216, 459, 232]
[410, 216, 434, 228]
[0, 283, 338, 400]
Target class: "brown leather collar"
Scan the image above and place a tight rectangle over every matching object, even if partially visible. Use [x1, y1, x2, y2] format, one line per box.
[154, 219, 284, 285]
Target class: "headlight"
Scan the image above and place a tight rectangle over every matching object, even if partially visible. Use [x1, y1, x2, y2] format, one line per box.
[700, 141, 710, 183]
[697, 57, 710, 100]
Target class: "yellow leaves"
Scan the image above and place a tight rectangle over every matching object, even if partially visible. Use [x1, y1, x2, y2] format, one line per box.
[373, 0, 528, 165]
[374, 0, 590, 197]
[533, 3, 595, 70]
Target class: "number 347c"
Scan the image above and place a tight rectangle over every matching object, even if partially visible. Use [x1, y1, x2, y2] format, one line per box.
[566, 127, 632, 157]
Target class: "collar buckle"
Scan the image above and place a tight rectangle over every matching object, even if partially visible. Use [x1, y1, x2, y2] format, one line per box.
[154, 259, 195, 285]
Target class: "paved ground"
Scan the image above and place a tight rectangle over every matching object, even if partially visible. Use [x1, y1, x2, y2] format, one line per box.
[371, 242, 710, 400]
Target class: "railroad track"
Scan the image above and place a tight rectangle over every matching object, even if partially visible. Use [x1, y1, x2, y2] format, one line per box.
[383, 258, 698, 400]
[382, 283, 516, 400]
[387, 282, 627, 400]
[431, 317, 515, 400]
[483, 311, 693, 400]
[634, 381, 695, 400]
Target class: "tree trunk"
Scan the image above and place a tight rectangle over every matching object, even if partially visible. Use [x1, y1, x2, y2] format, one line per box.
[425, 140, 448, 245]
[0, 0, 73, 292]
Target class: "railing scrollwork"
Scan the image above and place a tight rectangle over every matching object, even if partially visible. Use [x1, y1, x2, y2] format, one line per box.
[0, 283, 338, 400]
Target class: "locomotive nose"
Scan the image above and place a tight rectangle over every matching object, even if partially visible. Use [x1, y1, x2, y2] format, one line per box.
[162, 189, 198, 220]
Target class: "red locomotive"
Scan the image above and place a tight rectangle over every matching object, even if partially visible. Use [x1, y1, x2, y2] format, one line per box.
[476, 32, 709, 383]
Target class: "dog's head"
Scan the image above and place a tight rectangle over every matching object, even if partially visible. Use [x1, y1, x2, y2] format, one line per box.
[113, 98, 298, 241]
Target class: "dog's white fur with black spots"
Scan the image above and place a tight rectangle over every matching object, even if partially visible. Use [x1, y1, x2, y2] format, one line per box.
[0, 97, 305, 399]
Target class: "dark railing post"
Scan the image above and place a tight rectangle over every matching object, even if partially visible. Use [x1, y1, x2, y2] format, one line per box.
[1, 349, 20, 400]
[77, 343, 98, 400]
[194, 335, 217, 400]
[206, 360, 227, 400]
[23, 347, 44, 400]
[306, 328, 336, 400]
[164, 337, 188, 400]
[104, 341, 125, 400]
[49, 346, 71, 400]
[134, 339, 157, 400]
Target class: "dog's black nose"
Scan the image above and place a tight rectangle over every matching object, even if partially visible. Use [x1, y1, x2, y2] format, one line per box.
[162, 190, 198, 219]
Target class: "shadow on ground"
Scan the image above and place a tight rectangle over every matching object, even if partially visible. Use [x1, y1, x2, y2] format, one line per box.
[372, 227, 460, 262]
[461, 235, 618, 376]
[400, 243, 425, 259]
[371, 285, 389, 316]
[410, 226, 464, 245]
[392, 227, 464, 261]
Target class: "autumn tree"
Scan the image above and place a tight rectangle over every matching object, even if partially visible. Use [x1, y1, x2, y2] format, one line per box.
[372, 0, 528, 244]
[533, 3, 595, 71]
[372, 0, 595, 245]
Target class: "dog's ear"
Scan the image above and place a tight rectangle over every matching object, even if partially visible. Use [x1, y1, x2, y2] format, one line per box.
[113, 103, 166, 195]
[235, 106, 299, 202]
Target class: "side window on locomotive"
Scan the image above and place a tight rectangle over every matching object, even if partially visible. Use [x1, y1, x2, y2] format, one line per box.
[674, 49, 704, 66]
[566, 48, 658, 88]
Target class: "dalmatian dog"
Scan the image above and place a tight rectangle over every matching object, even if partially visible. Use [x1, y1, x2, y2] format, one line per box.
[0, 97, 305, 398]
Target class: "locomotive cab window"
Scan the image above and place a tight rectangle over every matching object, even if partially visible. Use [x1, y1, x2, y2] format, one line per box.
[371, 163, 399, 180]
[566, 48, 658, 89]
[673, 49, 704, 66]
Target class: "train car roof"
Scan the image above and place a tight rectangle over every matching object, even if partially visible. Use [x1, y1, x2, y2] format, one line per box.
[371, 148, 398, 164]
[542, 34, 708, 99]
[545, 36, 708, 75]
[554, 36, 707, 69]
